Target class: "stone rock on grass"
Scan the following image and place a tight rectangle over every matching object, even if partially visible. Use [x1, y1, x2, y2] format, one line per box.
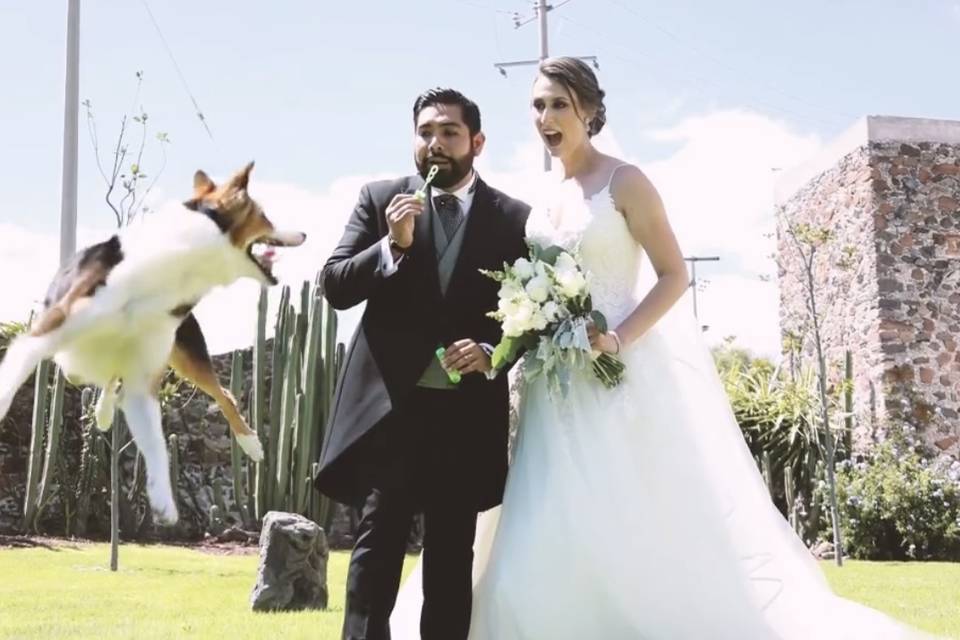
[250, 511, 328, 612]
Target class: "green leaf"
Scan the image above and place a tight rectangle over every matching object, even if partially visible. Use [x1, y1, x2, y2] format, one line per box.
[589, 310, 608, 333]
[491, 334, 537, 370]
[539, 245, 565, 265]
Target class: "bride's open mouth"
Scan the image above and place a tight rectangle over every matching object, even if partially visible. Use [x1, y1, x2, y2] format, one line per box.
[543, 130, 563, 147]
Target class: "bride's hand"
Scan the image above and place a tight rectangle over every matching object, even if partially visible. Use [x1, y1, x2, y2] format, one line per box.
[587, 321, 621, 355]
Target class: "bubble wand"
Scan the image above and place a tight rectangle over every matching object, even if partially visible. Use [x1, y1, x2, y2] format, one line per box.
[414, 164, 440, 202]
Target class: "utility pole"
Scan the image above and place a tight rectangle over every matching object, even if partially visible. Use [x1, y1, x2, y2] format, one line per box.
[59, 0, 81, 267]
[685, 255, 720, 324]
[494, 1, 597, 172]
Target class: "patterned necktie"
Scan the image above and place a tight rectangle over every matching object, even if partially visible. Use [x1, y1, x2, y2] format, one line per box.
[434, 193, 463, 241]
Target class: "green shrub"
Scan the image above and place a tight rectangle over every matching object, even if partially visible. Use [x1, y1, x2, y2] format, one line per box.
[821, 429, 960, 561]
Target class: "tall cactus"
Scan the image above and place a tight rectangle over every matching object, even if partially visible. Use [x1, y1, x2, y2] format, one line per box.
[294, 277, 324, 514]
[22, 359, 51, 531]
[784, 466, 797, 534]
[228, 350, 251, 527]
[252, 286, 268, 520]
[34, 368, 66, 525]
[168, 433, 180, 505]
[266, 286, 291, 509]
[243, 275, 340, 525]
[275, 308, 300, 509]
[73, 388, 98, 537]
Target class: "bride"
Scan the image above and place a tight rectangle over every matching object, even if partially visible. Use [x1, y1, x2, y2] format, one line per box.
[391, 56, 930, 639]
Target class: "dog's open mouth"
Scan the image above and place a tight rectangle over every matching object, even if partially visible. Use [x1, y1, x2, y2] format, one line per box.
[248, 230, 306, 285]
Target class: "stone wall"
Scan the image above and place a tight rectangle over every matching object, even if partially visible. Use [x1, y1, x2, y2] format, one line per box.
[0, 340, 341, 540]
[777, 117, 960, 457]
[777, 147, 884, 448]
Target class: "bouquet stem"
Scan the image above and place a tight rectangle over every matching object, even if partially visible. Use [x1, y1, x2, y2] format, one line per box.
[592, 353, 625, 389]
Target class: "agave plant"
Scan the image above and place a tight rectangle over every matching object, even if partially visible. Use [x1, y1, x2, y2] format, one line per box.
[717, 345, 849, 541]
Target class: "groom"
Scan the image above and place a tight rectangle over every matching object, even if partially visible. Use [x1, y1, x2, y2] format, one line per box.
[315, 88, 530, 640]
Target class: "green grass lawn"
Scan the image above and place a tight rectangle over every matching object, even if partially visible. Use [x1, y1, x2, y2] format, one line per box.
[0, 542, 957, 639]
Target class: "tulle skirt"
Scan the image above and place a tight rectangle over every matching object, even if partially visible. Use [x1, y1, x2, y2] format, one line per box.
[391, 304, 931, 639]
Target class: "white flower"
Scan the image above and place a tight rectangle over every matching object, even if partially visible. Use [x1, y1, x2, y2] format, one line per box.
[498, 297, 519, 317]
[529, 310, 549, 331]
[499, 278, 523, 301]
[525, 275, 551, 303]
[503, 318, 524, 337]
[554, 267, 587, 299]
[513, 257, 535, 281]
[554, 251, 577, 272]
[503, 297, 539, 334]
[541, 300, 560, 322]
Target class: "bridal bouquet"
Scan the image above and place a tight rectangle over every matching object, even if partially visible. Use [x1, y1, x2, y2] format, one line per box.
[481, 243, 625, 396]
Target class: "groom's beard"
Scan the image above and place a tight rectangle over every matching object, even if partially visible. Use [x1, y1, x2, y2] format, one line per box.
[417, 149, 474, 189]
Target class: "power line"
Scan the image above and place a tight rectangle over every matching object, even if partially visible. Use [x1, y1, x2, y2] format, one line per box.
[140, 0, 214, 141]
[493, 0, 598, 171]
[451, 0, 518, 16]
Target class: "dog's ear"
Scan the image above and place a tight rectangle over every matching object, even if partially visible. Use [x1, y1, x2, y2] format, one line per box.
[193, 170, 216, 197]
[183, 198, 201, 211]
[228, 161, 255, 191]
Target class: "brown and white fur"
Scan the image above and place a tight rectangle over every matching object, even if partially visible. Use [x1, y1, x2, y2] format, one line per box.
[0, 162, 305, 524]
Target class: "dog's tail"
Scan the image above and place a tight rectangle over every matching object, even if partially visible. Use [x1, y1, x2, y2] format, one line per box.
[0, 335, 55, 421]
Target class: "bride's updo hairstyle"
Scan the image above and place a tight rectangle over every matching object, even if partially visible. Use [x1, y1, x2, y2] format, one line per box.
[537, 57, 607, 137]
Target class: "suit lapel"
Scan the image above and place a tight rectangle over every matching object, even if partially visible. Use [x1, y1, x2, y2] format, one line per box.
[408, 179, 442, 298]
[446, 179, 497, 299]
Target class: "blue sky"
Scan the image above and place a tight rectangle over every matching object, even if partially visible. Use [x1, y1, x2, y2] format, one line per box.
[1, 0, 958, 355]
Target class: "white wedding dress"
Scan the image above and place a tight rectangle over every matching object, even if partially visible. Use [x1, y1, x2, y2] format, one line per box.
[390, 168, 931, 639]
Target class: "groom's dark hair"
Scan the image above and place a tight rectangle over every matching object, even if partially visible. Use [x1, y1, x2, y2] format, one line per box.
[413, 88, 482, 136]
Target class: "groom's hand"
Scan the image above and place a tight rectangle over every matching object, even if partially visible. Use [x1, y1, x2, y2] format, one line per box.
[386, 193, 424, 249]
[442, 339, 492, 375]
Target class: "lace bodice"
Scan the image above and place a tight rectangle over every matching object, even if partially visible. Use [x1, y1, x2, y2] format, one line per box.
[525, 171, 644, 327]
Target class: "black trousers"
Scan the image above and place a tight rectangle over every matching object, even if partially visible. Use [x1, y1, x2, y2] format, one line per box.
[342, 387, 480, 640]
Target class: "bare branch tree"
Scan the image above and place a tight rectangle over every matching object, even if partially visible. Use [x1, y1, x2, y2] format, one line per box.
[82, 71, 170, 230]
[782, 216, 845, 566]
[80, 71, 172, 570]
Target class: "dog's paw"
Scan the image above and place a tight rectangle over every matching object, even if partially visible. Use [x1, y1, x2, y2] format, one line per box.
[236, 433, 264, 462]
[146, 477, 179, 525]
[152, 501, 179, 526]
[148, 491, 179, 526]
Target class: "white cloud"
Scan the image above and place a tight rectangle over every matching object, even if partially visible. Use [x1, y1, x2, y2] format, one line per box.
[694, 275, 781, 356]
[642, 110, 821, 269]
[634, 110, 822, 356]
[0, 222, 113, 326]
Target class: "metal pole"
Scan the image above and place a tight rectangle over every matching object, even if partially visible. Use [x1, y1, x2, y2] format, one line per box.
[494, 2, 595, 174]
[59, 0, 80, 267]
[690, 260, 699, 319]
[537, 0, 551, 171]
[684, 255, 720, 323]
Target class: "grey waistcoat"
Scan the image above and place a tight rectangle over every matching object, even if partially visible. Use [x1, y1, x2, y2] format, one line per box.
[417, 196, 470, 390]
